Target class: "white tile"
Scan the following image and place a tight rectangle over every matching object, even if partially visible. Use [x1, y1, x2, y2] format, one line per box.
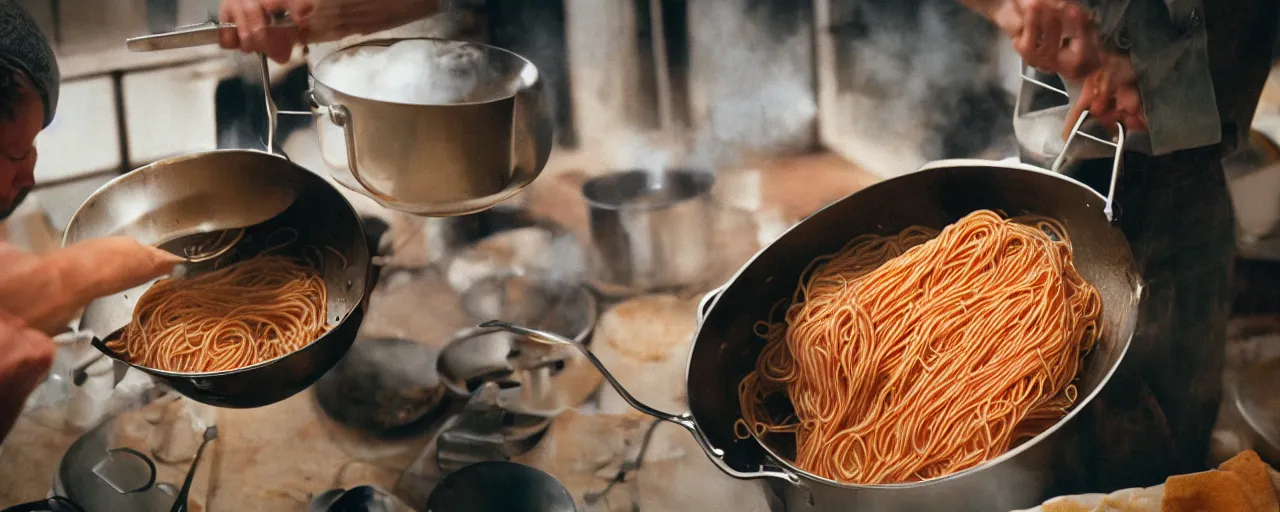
[121, 60, 232, 165]
[34, 77, 122, 184]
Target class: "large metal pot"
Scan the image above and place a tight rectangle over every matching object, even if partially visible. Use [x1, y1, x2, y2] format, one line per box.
[310, 38, 554, 216]
[483, 116, 1144, 511]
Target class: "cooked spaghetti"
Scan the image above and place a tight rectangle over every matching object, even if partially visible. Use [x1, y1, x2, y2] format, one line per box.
[735, 209, 1101, 485]
[107, 246, 331, 373]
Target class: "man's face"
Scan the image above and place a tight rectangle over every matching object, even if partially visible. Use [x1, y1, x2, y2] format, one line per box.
[0, 84, 41, 220]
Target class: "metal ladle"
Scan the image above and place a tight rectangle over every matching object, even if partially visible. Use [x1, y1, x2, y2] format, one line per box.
[168, 426, 217, 512]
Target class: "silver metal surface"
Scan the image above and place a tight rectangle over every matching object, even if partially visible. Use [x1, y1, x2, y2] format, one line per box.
[310, 38, 554, 216]
[433, 382, 552, 473]
[66, 150, 372, 409]
[125, 18, 296, 52]
[158, 229, 246, 263]
[425, 461, 576, 512]
[582, 169, 716, 297]
[438, 281, 597, 418]
[51, 419, 178, 512]
[483, 149, 1144, 510]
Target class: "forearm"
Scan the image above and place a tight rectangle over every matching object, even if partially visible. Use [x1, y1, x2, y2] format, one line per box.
[0, 238, 179, 334]
[307, 0, 443, 42]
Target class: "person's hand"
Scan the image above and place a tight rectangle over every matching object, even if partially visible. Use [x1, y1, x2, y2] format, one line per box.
[1066, 51, 1149, 138]
[0, 238, 184, 334]
[988, 0, 1101, 80]
[217, 0, 446, 63]
[218, 0, 315, 63]
[0, 308, 54, 442]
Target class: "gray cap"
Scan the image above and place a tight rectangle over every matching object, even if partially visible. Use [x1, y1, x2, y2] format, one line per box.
[0, 0, 60, 127]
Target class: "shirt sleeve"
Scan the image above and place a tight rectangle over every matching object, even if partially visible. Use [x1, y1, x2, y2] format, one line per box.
[1098, 0, 1223, 156]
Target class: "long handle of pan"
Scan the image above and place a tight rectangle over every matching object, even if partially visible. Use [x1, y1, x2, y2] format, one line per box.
[125, 16, 297, 52]
[477, 320, 803, 485]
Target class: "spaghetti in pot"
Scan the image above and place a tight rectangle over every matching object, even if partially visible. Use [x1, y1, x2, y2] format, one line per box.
[106, 230, 334, 374]
[735, 210, 1101, 485]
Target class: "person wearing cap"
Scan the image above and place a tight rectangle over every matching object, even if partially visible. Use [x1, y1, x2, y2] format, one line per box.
[0, 0, 181, 443]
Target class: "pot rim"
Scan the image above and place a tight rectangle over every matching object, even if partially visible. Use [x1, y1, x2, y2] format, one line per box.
[688, 158, 1141, 489]
[310, 37, 538, 108]
[580, 168, 715, 212]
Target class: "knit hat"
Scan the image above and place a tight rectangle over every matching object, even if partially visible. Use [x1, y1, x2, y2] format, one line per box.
[0, 0, 60, 127]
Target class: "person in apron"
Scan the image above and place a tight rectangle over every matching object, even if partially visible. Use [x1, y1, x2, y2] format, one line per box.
[0, 0, 181, 443]
[963, 0, 1278, 490]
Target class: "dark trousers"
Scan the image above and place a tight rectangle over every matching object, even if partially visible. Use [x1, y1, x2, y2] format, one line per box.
[1076, 147, 1236, 490]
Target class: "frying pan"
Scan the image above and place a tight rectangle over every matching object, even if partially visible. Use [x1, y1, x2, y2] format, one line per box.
[62, 38, 372, 408]
[483, 113, 1144, 511]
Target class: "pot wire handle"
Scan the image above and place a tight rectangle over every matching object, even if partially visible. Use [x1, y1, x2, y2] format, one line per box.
[478, 320, 801, 485]
[1053, 111, 1127, 222]
[1020, 70, 1127, 223]
[696, 285, 725, 325]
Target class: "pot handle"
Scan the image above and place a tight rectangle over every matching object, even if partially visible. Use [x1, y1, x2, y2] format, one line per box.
[697, 285, 726, 325]
[478, 320, 802, 485]
[1054, 111, 1126, 222]
[1021, 71, 1127, 222]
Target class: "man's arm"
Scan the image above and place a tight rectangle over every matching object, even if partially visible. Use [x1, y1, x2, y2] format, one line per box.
[0, 238, 181, 334]
[0, 309, 53, 443]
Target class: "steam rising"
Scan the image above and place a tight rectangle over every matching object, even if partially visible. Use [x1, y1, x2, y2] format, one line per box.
[314, 40, 503, 105]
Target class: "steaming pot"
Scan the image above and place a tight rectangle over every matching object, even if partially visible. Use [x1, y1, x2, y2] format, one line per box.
[309, 38, 554, 216]
[126, 27, 553, 217]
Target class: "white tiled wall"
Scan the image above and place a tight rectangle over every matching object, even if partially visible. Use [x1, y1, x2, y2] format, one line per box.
[33, 76, 122, 184]
[122, 60, 230, 165]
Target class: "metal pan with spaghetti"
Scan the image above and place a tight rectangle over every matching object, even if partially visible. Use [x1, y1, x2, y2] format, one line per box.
[69, 159, 373, 409]
[734, 209, 1102, 485]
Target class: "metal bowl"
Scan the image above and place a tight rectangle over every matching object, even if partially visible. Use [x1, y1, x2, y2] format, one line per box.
[65, 150, 373, 408]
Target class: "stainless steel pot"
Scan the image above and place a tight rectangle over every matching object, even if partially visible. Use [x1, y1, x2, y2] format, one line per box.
[310, 38, 553, 216]
[482, 115, 1144, 511]
[126, 27, 553, 217]
[582, 169, 716, 297]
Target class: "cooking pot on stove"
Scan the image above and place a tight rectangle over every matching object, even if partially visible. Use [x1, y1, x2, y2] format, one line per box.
[127, 25, 553, 217]
[481, 112, 1144, 511]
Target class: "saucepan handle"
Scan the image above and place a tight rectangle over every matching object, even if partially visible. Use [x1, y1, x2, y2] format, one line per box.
[477, 320, 802, 485]
[125, 16, 296, 52]
[310, 100, 404, 206]
[1020, 72, 1127, 223]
